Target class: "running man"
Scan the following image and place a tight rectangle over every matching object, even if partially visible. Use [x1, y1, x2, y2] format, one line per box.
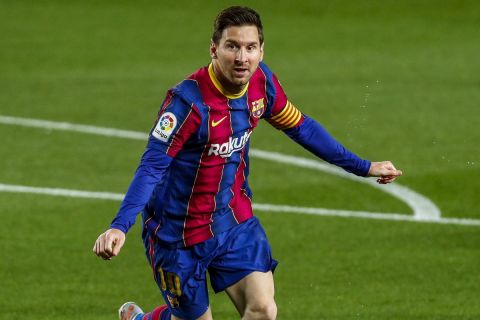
[94, 6, 402, 320]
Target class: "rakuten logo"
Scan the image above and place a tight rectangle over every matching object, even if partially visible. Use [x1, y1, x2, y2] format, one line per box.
[208, 131, 252, 158]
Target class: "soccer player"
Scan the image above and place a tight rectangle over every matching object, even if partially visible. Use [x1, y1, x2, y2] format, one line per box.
[93, 6, 402, 320]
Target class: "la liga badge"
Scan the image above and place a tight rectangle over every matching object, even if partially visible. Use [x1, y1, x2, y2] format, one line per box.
[153, 112, 177, 142]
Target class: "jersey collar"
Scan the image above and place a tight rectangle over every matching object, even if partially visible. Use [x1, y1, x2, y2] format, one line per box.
[208, 63, 248, 99]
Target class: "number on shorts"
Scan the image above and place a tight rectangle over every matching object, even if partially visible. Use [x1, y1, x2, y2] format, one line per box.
[157, 267, 182, 296]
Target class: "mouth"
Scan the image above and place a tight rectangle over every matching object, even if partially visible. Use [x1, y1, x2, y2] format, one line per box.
[233, 67, 248, 77]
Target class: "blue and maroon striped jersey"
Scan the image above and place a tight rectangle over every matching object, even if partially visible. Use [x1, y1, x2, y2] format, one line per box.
[110, 62, 371, 247]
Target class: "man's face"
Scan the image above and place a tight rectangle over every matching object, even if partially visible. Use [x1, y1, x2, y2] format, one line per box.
[210, 25, 264, 93]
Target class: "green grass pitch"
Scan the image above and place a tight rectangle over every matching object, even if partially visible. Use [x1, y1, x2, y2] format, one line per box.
[1, 1, 479, 319]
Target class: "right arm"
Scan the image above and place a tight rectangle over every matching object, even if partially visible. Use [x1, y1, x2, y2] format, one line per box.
[93, 148, 172, 260]
[93, 92, 201, 260]
[92, 148, 173, 260]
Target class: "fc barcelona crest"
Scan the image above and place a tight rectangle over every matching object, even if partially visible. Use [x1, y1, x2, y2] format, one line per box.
[251, 98, 265, 118]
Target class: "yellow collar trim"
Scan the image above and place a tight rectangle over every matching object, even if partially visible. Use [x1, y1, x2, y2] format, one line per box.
[208, 63, 248, 99]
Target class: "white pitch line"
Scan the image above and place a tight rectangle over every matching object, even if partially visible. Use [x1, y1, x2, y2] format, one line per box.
[0, 183, 479, 226]
[0, 183, 124, 201]
[253, 203, 480, 226]
[0, 115, 148, 140]
[0, 115, 440, 220]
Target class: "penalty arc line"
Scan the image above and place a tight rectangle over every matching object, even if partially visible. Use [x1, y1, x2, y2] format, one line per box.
[249, 149, 440, 220]
[0, 115, 440, 221]
[0, 183, 479, 226]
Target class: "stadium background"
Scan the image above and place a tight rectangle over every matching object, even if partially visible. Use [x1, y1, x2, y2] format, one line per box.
[1, 0, 479, 319]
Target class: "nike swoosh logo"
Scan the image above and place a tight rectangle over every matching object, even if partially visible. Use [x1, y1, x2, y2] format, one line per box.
[212, 116, 227, 127]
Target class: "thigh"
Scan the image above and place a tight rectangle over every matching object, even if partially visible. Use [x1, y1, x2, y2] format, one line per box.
[144, 236, 211, 320]
[225, 271, 275, 317]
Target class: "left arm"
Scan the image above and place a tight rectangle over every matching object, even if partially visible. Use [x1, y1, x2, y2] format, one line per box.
[283, 115, 371, 176]
[284, 115, 402, 182]
[266, 102, 402, 182]
[260, 64, 402, 183]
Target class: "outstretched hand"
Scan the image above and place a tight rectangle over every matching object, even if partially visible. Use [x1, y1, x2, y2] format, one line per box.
[93, 228, 126, 260]
[368, 161, 403, 184]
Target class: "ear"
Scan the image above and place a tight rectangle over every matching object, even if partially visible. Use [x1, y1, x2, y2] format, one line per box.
[210, 40, 218, 59]
[259, 43, 264, 62]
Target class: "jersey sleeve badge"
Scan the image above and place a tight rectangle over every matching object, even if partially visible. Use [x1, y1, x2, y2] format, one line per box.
[153, 112, 178, 142]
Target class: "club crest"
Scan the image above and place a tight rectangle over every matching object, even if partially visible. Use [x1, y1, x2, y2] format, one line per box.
[251, 98, 265, 118]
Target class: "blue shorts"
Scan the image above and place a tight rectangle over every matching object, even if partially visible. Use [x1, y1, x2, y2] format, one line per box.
[142, 216, 278, 319]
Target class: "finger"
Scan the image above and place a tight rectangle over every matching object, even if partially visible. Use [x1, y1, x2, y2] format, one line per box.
[99, 251, 112, 260]
[98, 242, 112, 260]
[96, 242, 106, 258]
[387, 167, 401, 175]
[104, 235, 115, 256]
[381, 162, 392, 171]
[378, 179, 392, 184]
[95, 239, 103, 256]
[96, 240, 102, 256]
[102, 252, 112, 260]
[383, 175, 396, 180]
[383, 177, 396, 183]
[384, 168, 402, 177]
[380, 162, 403, 176]
[98, 235, 105, 254]
[112, 236, 125, 256]
[377, 176, 396, 184]
[101, 236, 114, 259]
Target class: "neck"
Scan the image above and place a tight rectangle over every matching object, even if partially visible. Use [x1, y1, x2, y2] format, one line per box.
[211, 61, 245, 94]
[208, 62, 248, 99]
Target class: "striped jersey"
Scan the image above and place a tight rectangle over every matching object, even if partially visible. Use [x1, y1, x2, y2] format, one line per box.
[111, 62, 371, 247]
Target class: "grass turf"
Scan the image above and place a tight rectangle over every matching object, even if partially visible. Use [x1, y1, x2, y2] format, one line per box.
[1, 194, 479, 319]
[1, 0, 479, 319]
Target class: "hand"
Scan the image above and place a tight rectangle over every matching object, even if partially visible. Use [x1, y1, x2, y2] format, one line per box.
[93, 228, 126, 260]
[368, 161, 403, 184]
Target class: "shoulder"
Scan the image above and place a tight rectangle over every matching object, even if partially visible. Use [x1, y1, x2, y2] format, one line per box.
[171, 80, 201, 107]
[250, 62, 287, 114]
[157, 82, 200, 116]
[155, 88, 203, 127]
[249, 62, 276, 86]
[252, 62, 285, 93]
[172, 66, 209, 106]
[257, 61, 274, 79]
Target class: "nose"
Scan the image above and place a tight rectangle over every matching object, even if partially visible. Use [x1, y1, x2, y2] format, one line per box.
[235, 47, 248, 63]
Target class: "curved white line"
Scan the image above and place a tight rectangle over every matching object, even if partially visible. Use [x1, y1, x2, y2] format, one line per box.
[0, 114, 441, 220]
[249, 149, 441, 220]
[0, 183, 476, 226]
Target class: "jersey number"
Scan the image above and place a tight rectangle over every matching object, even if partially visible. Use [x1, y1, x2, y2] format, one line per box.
[157, 267, 182, 297]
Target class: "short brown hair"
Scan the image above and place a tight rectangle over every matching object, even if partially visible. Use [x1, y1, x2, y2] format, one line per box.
[212, 6, 264, 45]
